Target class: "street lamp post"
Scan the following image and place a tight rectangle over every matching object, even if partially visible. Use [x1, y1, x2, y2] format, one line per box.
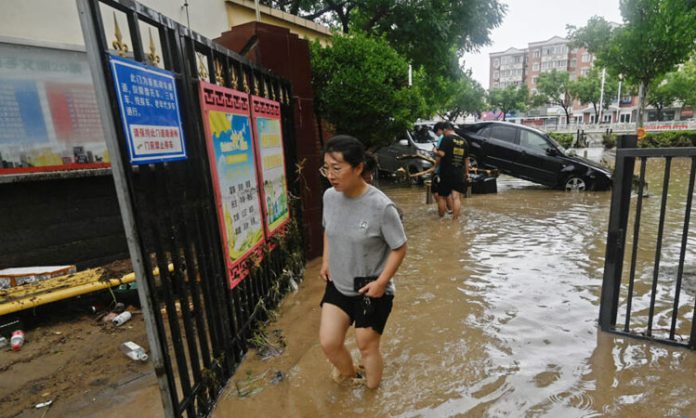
[617, 73, 623, 123]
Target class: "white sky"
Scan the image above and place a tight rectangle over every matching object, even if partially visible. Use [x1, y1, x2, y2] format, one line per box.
[462, 0, 623, 89]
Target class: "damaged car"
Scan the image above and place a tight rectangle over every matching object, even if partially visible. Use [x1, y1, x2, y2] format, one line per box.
[456, 121, 612, 191]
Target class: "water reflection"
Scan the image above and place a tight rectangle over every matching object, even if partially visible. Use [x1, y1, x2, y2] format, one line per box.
[214, 153, 696, 418]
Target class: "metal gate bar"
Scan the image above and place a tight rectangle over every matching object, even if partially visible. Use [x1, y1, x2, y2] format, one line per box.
[647, 157, 672, 337]
[79, 0, 303, 416]
[600, 140, 696, 350]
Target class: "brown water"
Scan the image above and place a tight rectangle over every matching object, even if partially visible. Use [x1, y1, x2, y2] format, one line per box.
[212, 153, 696, 418]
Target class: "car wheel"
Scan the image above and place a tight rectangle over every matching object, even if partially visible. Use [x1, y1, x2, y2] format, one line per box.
[564, 176, 587, 191]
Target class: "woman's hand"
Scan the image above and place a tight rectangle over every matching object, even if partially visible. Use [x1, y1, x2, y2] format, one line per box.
[359, 280, 386, 298]
[320, 261, 330, 281]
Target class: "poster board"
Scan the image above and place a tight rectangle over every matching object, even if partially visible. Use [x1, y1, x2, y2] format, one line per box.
[0, 41, 109, 174]
[199, 82, 265, 288]
[250, 95, 290, 238]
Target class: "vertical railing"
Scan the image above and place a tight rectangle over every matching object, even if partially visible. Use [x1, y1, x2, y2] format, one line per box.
[78, 0, 303, 416]
[600, 136, 696, 350]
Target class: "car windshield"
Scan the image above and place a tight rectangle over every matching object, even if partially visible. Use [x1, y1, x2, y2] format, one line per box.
[411, 127, 438, 144]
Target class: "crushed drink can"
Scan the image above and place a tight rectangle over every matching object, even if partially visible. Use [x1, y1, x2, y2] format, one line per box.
[112, 311, 132, 326]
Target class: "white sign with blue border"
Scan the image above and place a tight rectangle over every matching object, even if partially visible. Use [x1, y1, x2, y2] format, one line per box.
[109, 55, 187, 164]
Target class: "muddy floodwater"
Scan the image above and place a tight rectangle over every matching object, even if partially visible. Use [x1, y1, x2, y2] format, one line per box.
[213, 151, 696, 418]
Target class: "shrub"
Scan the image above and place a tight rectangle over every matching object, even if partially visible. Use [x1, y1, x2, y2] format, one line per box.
[639, 130, 696, 148]
[602, 133, 617, 149]
[548, 132, 574, 148]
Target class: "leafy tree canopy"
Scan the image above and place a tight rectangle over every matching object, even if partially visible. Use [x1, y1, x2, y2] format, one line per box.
[310, 33, 427, 149]
[534, 70, 576, 122]
[424, 70, 487, 121]
[569, 67, 618, 122]
[487, 85, 528, 121]
[262, 0, 506, 75]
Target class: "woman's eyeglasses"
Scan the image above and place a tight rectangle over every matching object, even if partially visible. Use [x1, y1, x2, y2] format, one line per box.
[319, 166, 343, 177]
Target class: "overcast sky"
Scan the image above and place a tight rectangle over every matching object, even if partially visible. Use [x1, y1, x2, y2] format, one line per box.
[462, 0, 623, 89]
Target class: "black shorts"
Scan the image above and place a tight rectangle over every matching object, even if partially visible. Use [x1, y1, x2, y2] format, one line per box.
[320, 281, 394, 334]
[431, 174, 442, 195]
[439, 171, 467, 197]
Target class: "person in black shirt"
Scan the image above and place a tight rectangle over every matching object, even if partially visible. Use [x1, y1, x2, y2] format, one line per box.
[434, 122, 470, 219]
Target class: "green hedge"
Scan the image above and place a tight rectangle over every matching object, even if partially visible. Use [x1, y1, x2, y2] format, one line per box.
[548, 132, 574, 148]
[640, 130, 696, 148]
[603, 133, 617, 149]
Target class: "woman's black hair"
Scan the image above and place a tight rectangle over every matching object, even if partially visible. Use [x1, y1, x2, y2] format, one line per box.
[322, 135, 366, 168]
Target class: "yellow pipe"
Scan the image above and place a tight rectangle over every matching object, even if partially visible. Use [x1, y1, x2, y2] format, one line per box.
[0, 263, 173, 316]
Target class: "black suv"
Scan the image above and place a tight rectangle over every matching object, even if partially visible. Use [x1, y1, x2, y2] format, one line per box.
[456, 121, 612, 191]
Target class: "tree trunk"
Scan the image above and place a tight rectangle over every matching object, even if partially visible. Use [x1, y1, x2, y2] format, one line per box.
[637, 81, 646, 128]
[593, 103, 599, 124]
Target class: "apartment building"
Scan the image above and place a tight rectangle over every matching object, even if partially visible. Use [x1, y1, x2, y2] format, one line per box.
[489, 36, 593, 93]
[489, 47, 527, 89]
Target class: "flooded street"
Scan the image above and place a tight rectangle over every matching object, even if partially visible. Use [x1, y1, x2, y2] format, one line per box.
[213, 151, 696, 418]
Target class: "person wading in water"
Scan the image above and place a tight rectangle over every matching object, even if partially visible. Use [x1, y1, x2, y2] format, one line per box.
[319, 135, 407, 389]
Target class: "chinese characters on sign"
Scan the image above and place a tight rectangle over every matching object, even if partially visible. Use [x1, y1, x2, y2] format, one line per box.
[109, 55, 186, 164]
[251, 96, 290, 237]
[199, 82, 265, 288]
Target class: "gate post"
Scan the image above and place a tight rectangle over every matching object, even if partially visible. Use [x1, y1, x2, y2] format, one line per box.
[599, 134, 637, 330]
[76, 1, 176, 416]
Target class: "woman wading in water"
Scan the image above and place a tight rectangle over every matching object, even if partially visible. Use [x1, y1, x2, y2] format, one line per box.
[319, 135, 407, 389]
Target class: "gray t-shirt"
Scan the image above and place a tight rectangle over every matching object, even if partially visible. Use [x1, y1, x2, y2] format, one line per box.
[322, 185, 407, 296]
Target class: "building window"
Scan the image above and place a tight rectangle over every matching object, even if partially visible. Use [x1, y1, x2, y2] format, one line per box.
[493, 58, 500, 67]
[532, 76, 538, 84]
[581, 68, 590, 76]
[570, 59, 576, 68]
[570, 74, 577, 80]
[533, 63, 539, 71]
[581, 53, 590, 62]
[533, 49, 540, 58]
[493, 71, 499, 79]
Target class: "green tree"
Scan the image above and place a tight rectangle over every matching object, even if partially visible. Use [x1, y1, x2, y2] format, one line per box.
[671, 55, 696, 109]
[534, 70, 576, 124]
[568, 1, 696, 127]
[435, 70, 487, 121]
[646, 75, 678, 121]
[262, 0, 506, 76]
[569, 67, 618, 124]
[487, 85, 528, 121]
[310, 33, 426, 149]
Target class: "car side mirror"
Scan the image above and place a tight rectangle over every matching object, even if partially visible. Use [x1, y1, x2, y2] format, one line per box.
[398, 139, 409, 146]
[546, 147, 559, 156]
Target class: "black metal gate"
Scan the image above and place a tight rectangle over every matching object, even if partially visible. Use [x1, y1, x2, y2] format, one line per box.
[77, 0, 304, 416]
[600, 135, 696, 350]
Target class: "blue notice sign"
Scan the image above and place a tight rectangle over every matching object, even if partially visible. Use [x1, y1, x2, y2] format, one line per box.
[109, 55, 186, 164]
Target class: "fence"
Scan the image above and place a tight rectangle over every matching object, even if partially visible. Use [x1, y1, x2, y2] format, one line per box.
[600, 135, 696, 350]
[77, 0, 304, 416]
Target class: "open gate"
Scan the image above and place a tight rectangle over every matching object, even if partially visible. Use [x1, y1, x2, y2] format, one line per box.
[77, 0, 304, 416]
[600, 135, 696, 350]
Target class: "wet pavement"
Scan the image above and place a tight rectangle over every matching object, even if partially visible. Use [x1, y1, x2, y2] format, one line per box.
[212, 150, 696, 417]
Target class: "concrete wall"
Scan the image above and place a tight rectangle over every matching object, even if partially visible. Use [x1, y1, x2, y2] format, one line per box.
[0, 173, 129, 269]
[1, 0, 230, 46]
[225, 0, 332, 45]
